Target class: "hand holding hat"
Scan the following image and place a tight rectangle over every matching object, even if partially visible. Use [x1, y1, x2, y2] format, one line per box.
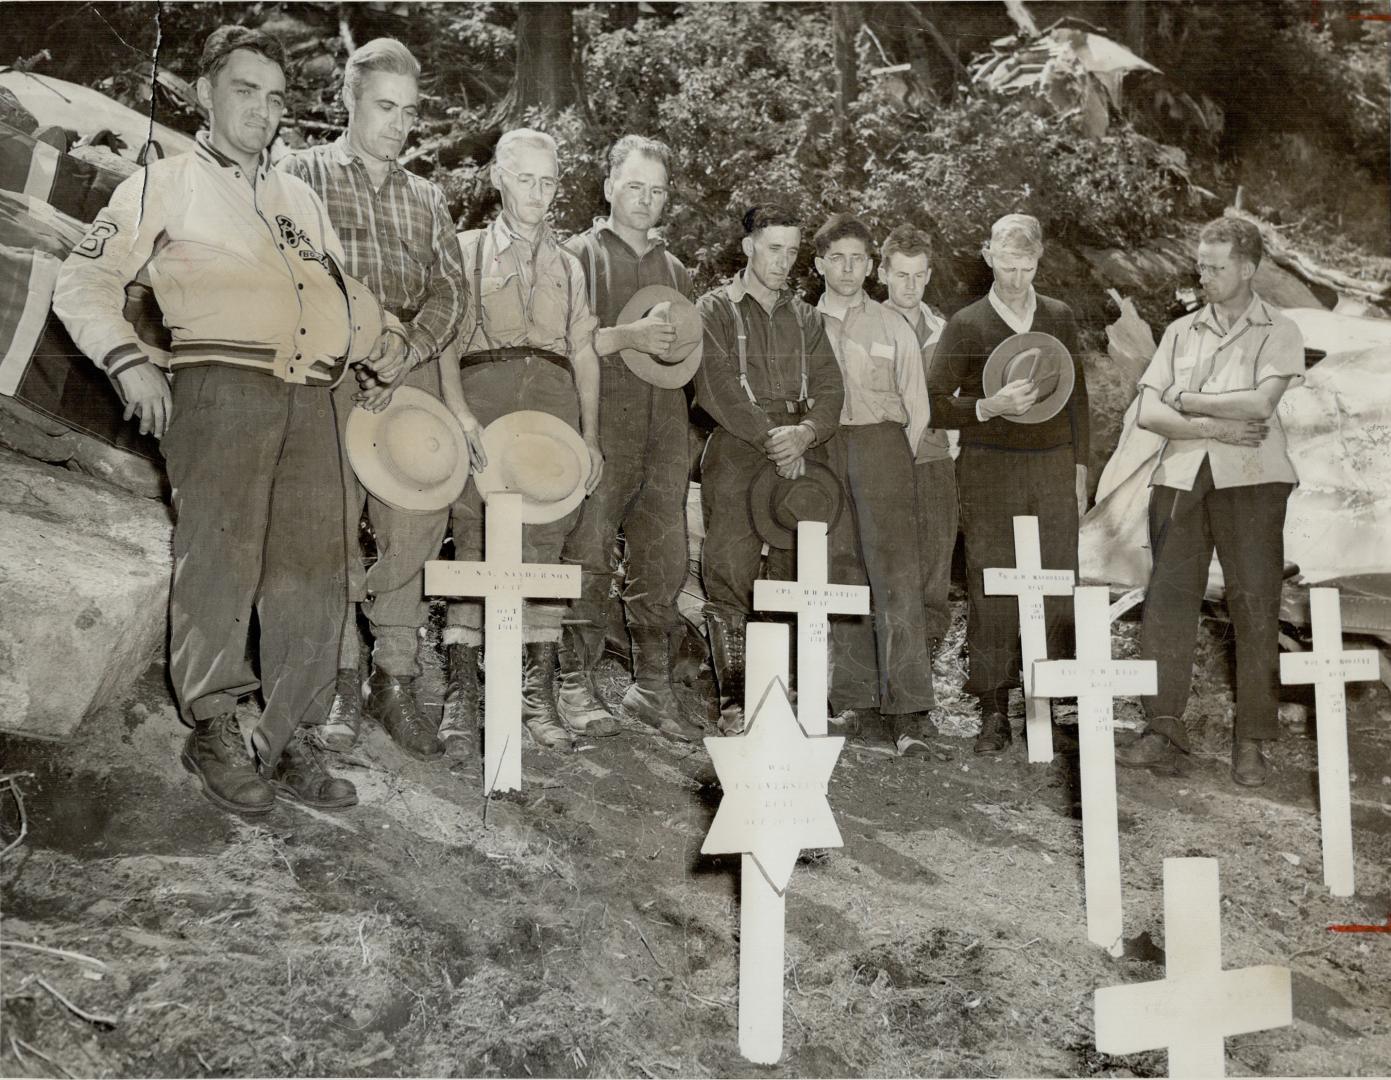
[981, 332, 1075, 425]
[615, 285, 704, 388]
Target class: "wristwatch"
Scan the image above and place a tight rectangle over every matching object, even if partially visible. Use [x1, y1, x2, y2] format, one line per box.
[1173, 389, 1187, 414]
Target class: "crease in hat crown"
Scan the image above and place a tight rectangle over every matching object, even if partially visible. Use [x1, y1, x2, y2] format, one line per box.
[379, 406, 458, 487]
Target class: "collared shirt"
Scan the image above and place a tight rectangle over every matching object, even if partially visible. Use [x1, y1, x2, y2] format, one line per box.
[563, 217, 691, 337]
[816, 290, 929, 453]
[693, 270, 843, 449]
[278, 135, 466, 364]
[1139, 293, 1305, 490]
[54, 131, 352, 386]
[891, 301, 954, 463]
[454, 215, 597, 363]
[988, 285, 1037, 334]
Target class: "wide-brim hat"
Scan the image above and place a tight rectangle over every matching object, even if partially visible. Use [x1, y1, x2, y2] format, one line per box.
[345, 386, 470, 513]
[748, 460, 847, 551]
[981, 331, 1075, 424]
[615, 284, 704, 389]
[472, 410, 591, 524]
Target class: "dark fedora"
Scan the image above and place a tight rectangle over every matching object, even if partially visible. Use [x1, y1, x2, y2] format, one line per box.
[748, 460, 846, 550]
[981, 331, 1075, 424]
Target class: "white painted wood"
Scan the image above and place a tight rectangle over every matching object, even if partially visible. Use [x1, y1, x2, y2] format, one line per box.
[982, 515, 1076, 763]
[753, 521, 870, 735]
[1035, 587, 1155, 955]
[423, 493, 580, 795]
[1094, 858, 1293, 1078]
[1279, 587, 1379, 896]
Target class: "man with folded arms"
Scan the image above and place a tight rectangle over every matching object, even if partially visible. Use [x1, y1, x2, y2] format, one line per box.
[280, 38, 468, 762]
[926, 214, 1090, 755]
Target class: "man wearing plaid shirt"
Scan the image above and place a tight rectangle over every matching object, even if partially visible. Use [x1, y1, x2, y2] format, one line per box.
[279, 38, 468, 760]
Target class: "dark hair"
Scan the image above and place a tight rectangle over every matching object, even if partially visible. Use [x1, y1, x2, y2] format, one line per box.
[881, 225, 933, 266]
[1199, 217, 1264, 266]
[199, 26, 287, 83]
[743, 203, 800, 236]
[608, 134, 672, 178]
[813, 213, 873, 257]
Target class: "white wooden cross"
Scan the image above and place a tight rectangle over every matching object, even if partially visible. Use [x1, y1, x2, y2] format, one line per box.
[1095, 857, 1293, 1078]
[423, 493, 580, 795]
[983, 515, 1076, 763]
[1279, 587, 1378, 896]
[1034, 586, 1155, 955]
[752, 521, 870, 735]
[702, 621, 844, 1064]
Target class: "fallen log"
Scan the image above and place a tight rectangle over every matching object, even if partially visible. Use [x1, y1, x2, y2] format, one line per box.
[1224, 207, 1391, 305]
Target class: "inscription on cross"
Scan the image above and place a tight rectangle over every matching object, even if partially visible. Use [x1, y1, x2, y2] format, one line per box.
[1280, 587, 1378, 896]
[983, 515, 1076, 763]
[424, 493, 580, 795]
[753, 521, 870, 736]
[1035, 586, 1155, 955]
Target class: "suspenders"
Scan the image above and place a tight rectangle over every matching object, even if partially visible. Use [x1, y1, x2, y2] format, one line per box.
[724, 293, 809, 409]
[465, 227, 573, 355]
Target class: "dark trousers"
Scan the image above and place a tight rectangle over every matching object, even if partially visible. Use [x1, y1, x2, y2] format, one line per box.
[957, 445, 1078, 701]
[914, 456, 959, 644]
[162, 365, 346, 766]
[827, 423, 935, 714]
[562, 359, 689, 633]
[1140, 458, 1292, 748]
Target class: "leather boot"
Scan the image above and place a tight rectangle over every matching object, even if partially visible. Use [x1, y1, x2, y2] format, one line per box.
[317, 668, 363, 751]
[622, 626, 705, 743]
[522, 642, 573, 751]
[1231, 737, 1269, 787]
[264, 727, 358, 809]
[366, 668, 443, 761]
[181, 713, 275, 815]
[974, 694, 1013, 755]
[890, 711, 933, 758]
[557, 625, 620, 736]
[440, 643, 481, 762]
[704, 610, 746, 735]
[1116, 727, 1182, 772]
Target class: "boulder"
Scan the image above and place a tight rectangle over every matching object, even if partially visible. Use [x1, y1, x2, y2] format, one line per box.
[0, 448, 172, 740]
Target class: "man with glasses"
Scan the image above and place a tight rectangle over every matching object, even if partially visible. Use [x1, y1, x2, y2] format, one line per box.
[812, 213, 936, 756]
[280, 38, 468, 762]
[437, 128, 605, 755]
[558, 135, 704, 743]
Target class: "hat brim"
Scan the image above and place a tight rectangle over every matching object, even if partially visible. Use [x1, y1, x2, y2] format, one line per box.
[615, 284, 704, 390]
[345, 386, 470, 513]
[748, 460, 846, 550]
[473, 410, 591, 525]
[981, 332, 1075, 424]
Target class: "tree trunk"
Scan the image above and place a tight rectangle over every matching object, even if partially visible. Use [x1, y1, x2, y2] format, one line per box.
[832, 2, 861, 146]
[1124, 0, 1146, 56]
[493, 2, 590, 128]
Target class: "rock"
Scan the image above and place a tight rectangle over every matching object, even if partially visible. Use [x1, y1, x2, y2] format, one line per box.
[0, 448, 172, 740]
[1253, 259, 1325, 310]
[0, 396, 165, 500]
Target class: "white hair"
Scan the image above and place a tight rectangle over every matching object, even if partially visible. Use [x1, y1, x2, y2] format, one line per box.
[985, 213, 1044, 258]
[494, 128, 558, 171]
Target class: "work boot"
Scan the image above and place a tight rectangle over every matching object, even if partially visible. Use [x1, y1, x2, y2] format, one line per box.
[440, 643, 481, 763]
[974, 709, 1012, 755]
[557, 625, 620, 737]
[317, 668, 363, 751]
[890, 711, 934, 759]
[181, 713, 275, 815]
[366, 668, 443, 761]
[622, 626, 706, 743]
[1116, 727, 1182, 771]
[704, 610, 747, 735]
[522, 642, 573, 751]
[1231, 738, 1269, 787]
[264, 727, 358, 809]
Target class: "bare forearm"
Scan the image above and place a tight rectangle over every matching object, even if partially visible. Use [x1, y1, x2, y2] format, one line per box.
[1180, 387, 1278, 421]
[438, 345, 468, 416]
[594, 325, 627, 357]
[573, 351, 601, 439]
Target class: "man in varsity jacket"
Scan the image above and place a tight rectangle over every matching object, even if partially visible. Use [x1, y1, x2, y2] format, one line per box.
[53, 27, 393, 816]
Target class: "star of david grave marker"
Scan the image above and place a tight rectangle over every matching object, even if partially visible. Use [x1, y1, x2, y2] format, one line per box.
[983, 515, 1076, 762]
[1279, 587, 1378, 896]
[752, 521, 870, 735]
[1034, 586, 1155, 955]
[701, 621, 844, 1064]
[424, 493, 580, 795]
[1095, 857, 1293, 1078]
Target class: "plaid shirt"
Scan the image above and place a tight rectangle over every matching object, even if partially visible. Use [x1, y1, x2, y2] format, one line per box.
[278, 136, 466, 364]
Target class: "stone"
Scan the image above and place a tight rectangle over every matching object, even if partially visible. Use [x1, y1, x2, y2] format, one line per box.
[0, 447, 172, 739]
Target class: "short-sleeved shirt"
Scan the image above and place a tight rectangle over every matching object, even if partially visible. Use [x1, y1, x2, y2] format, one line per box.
[1139, 294, 1305, 490]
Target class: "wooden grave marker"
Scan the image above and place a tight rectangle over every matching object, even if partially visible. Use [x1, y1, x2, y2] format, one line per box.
[701, 622, 844, 1063]
[753, 521, 870, 735]
[1095, 857, 1293, 1078]
[1034, 586, 1155, 955]
[1279, 587, 1378, 896]
[982, 515, 1076, 762]
[424, 492, 580, 795]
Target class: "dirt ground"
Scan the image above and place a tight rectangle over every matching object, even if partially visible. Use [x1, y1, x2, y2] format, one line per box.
[2, 597, 1390, 1079]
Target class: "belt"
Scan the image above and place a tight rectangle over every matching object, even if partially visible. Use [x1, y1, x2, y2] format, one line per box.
[458, 346, 570, 374]
[763, 399, 810, 417]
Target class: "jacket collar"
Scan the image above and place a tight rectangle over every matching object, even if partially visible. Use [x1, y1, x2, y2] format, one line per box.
[1194, 292, 1274, 334]
[195, 130, 270, 181]
[593, 216, 666, 257]
[816, 289, 868, 322]
[327, 134, 405, 178]
[723, 269, 787, 310]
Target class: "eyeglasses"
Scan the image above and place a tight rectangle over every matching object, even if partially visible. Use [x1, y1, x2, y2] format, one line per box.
[496, 163, 560, 196]
[823, 253, 869, 270]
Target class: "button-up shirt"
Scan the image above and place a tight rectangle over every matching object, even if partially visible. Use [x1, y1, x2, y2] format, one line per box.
[694, 271, 843, 449]
[1139, 293, 1305, 490]
[454, 216, 598, 365]
[891, 301, 954, 463]
[278, 135, 466, 364]
[563, 217, 691, 338]
[816, 290, 929, 454]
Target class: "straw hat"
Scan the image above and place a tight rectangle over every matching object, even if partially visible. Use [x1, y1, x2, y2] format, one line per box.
[981, 331, 1075, 424]
[345, 387, 470, 513]
[472, 410, 591, 524]
[614, 284, 704, 389]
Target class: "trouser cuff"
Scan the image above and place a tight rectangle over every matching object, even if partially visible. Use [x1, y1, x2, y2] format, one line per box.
[443, 626, 483, 647]
[371, 626, 421, 678]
